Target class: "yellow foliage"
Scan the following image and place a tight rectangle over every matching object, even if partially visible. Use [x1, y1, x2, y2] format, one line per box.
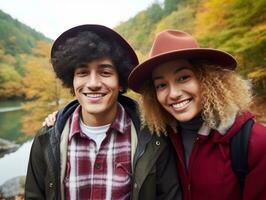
[22, 41, 72, 135]
[195, 0, 234, 37]
[0, 46, 17, 65]
[135, 50, 148, 63]
[154, 5, 195, 35]
[248, 68, 266, 81]
[32, 41, 51, 57]
[0, 64, 24, 98]
[125, 90, 141, 101]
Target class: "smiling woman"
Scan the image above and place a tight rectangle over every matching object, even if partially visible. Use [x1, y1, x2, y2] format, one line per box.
[128, 29, 266, 200]
[152, 59, 202, 123]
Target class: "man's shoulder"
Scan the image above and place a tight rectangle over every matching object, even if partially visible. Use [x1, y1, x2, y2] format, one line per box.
[35, 125, 56, 138]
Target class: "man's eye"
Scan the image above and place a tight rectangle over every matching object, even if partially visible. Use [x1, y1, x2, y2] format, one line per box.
[76, 70, 88, 76]
[101, 71, 112, 77]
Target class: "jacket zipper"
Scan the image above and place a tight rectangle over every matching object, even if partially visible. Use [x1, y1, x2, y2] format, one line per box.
[187, 136, 200, 200]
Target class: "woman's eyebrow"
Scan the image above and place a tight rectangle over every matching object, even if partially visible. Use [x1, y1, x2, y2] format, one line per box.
[174, 67, 189, 74]
[153, 66, 189, 81]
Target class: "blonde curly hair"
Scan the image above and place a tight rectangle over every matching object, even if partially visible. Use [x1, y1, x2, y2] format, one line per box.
[139, 63, 252, 135]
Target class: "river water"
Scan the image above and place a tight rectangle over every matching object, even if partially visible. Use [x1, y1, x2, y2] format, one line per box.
[0, 140, 32, 185]
[0, 101, 32, 185]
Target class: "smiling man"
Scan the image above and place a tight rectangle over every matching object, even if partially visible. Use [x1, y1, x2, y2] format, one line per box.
[25, 24, 181, 200]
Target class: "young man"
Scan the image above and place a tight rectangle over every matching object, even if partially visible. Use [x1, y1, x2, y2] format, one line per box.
[25, 24, 181, 200]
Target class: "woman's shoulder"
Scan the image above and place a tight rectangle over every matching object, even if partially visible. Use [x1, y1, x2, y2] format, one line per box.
[248, 120, 266, 165]
[249, 121, 266, 144]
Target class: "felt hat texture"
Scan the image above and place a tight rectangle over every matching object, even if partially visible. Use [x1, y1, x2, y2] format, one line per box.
[128, 30, 237, 93]
[51, 24, 139, 67]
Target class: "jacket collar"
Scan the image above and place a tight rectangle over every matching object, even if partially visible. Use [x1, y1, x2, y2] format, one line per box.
[198, 113, 236, 136]
[198, 112, 253, 143]
[55, 94, 151, 140]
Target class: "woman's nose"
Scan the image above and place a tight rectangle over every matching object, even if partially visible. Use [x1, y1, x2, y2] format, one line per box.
[168, 85, 182, 99]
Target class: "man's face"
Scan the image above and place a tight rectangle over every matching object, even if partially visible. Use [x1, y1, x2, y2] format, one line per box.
[73, 58, 120, 126]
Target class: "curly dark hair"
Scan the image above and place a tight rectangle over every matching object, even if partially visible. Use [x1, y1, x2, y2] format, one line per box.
[51, 31, 133, 93]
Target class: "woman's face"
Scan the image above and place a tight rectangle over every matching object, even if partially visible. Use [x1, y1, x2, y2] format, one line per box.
[152, 59, 202, 122]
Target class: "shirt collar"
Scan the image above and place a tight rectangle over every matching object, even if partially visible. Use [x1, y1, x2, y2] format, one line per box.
[111, 103, 131, 134]
[68, 103, 131, 140]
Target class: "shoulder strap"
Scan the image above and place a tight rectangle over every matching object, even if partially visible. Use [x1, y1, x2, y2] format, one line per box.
[230, 118, 254, 191]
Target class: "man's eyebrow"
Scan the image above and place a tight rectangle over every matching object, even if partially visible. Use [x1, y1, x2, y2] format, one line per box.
[152, 66, 189, 81]
[98, 63, 115, 69]
[76, 63, 88, 69]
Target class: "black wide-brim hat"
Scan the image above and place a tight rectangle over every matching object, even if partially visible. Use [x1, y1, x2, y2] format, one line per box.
[128, 30, 237, 93]
[51, 24, 138, 67]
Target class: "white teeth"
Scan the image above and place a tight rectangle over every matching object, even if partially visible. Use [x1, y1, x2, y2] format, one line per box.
[172, 99, 190, 109]
[85, 94, 103, 98]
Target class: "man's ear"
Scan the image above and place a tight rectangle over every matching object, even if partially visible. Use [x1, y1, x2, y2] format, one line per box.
[70, 87, 75, 96]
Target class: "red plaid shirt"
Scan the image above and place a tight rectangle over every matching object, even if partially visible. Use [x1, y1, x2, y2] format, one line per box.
[64, 103, 132, 200]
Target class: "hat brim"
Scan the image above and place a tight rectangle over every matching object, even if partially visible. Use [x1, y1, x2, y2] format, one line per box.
[51, 24, 138, 67]
[128, 48, 237, 93]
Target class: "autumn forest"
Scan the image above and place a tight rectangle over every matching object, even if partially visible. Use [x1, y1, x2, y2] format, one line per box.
[0, 0, 265, 135]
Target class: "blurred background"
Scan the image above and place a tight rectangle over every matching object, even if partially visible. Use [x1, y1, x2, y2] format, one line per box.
[0, 0, 265, 199]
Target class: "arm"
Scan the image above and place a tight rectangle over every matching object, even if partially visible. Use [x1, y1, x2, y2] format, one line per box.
[243, 123, 266, 199]
[25, 130, 47, 199]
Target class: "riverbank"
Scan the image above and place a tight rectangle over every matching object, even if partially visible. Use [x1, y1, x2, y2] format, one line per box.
[0, 107, 22, 113]
[0, 176, 25, 200]
[0, 140, 32, 186]
[0, 138, 24, 200]
[0, 138, 19, 158]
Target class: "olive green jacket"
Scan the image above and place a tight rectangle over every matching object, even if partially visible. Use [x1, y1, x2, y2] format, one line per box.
[25, 96, 181, 200]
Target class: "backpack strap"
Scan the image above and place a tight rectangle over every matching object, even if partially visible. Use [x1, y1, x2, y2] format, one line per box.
[230, 118, 254, 192]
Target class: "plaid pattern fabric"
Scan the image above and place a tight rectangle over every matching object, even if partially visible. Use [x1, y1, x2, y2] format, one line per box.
[64, 104, 132, 200]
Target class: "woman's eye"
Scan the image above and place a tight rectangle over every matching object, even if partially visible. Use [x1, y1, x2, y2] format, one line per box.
[155, 83, 166, 90]
[178, 75, 190, 82]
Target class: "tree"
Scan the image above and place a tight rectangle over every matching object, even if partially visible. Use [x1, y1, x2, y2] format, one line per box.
[0, 63, 24, 99]
[194, 0, 266, 97]
[163, 0, 180, 15]
[22, 41, 72, 135]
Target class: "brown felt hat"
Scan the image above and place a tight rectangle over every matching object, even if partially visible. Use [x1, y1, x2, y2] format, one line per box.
[51, 24, 138, 67]
[128, 29, 237, 93]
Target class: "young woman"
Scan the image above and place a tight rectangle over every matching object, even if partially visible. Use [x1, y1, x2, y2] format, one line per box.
[128, 30, 266, 200]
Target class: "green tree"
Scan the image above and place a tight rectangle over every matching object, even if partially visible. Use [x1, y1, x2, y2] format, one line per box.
[163, 0, 180, 15]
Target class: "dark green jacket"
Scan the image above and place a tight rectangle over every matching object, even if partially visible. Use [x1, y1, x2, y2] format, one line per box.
[25, 95, 181, 200]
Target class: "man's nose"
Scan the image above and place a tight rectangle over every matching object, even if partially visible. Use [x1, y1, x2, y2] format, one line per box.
[86, 73, 101, 89]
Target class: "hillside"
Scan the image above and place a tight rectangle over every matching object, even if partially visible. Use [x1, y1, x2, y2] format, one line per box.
[116, 0, 266, 100]
[0, 10, 50, 55]
[0, 10, 51, 99]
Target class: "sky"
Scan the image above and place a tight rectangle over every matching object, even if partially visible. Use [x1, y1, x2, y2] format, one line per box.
[0, 0, 162, 40]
